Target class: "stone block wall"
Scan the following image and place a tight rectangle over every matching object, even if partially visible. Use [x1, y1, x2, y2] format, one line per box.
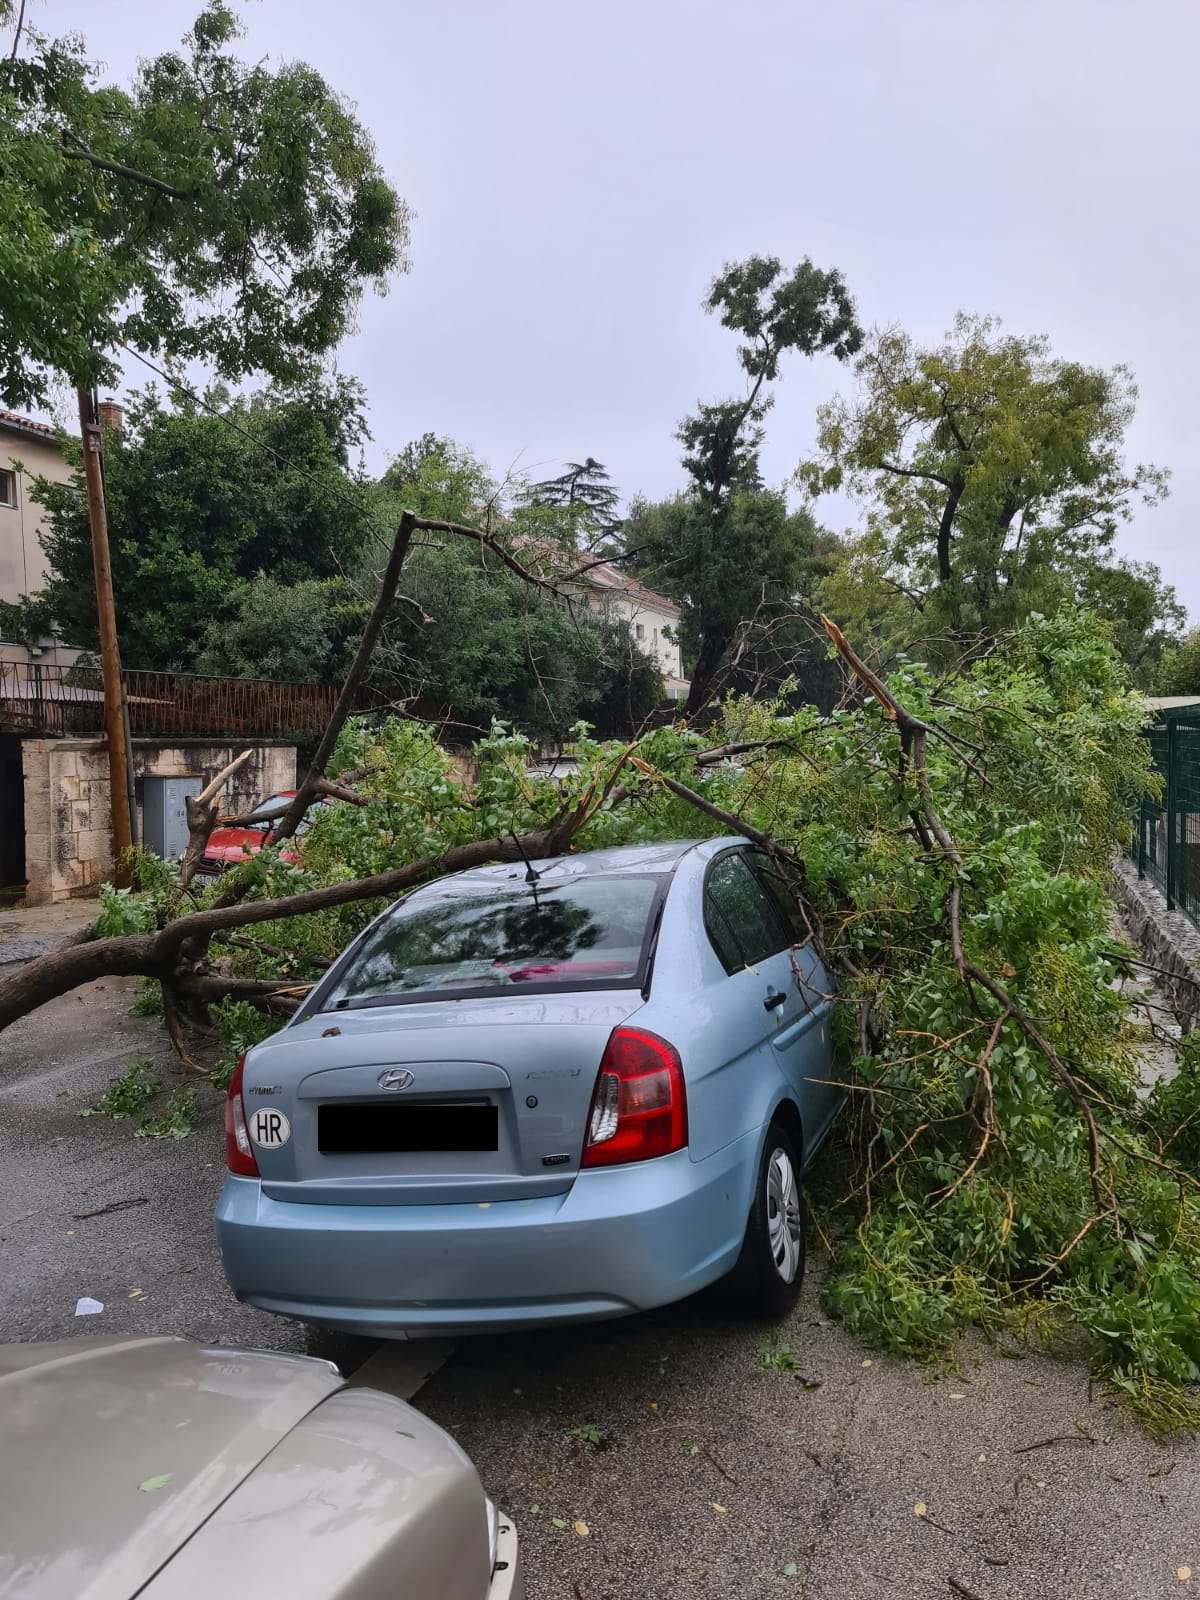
[1111, 858, 1200, 1034]
[21, 737, 296, 904]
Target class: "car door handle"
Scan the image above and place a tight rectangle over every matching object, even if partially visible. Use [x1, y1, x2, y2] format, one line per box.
[763, 989, 787, 1012]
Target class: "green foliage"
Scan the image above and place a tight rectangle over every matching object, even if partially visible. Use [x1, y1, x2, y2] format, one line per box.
[80, 1060, 159, 1119]
[626, 490, 838, 707]
[371, 436, 664, 738]
[195, 574, 367, 682]
[136, 1087, 198, 1140]
[94, 605, 1200, 1422]
[0, 591, 57, 650]
[129, 980, 164, 1018]
[564, 1423, 607, 1449]
[209, 999, 279, 1090]
[801, 316, 1173, 666]
[618, 253, 862, 710]
[0, 1, 408, 408]
[28, 381, 377, 667]
[1158, 629, 1200, 697]
[1144, 1033, 1200, 1170]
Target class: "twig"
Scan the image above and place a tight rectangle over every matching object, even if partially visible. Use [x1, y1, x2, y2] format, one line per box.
[1013, 1432, 1096, 1454]
[948, 1579, 986, 1600]
[72, 1196, 148, 1220]
[933, 1009, 1008, 1203]
[1006, 1215, 1104, 1295]
[704, 1447, 739, 1485]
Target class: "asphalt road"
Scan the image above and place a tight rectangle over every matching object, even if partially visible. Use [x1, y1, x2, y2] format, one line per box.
[2, 974, 1198, 1599]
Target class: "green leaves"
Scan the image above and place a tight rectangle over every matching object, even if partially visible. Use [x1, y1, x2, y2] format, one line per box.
[80, 1061, 159, 1121]
[803, 316, 1173, 672]
[2, 1, 408, 408]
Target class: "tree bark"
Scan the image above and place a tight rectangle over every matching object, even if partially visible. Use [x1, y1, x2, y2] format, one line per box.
[178, 749, 254, 889]
[0, 935, 157, 1032]
[935, 476, 965, 587]
[683, 627, 729, 720]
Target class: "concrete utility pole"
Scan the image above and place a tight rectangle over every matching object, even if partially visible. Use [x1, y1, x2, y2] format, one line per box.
[76, 384, 132, 885]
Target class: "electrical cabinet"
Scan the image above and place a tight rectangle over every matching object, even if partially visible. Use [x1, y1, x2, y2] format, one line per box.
[142, 775, 202, 860]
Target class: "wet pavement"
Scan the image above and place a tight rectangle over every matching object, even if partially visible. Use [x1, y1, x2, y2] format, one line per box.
[1, 963, 1198, 1598]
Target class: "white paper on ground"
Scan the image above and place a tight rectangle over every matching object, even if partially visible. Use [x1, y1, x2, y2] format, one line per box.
[74, 1297, 104, 1316]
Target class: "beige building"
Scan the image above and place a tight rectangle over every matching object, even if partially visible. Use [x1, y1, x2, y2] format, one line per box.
[574, 562, 690, 702]
[0, 410, 72, 610]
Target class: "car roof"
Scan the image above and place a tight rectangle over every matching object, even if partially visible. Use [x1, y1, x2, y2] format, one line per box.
[415, 837, 742, 899]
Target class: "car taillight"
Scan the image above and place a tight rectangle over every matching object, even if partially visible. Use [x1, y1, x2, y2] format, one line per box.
[581, 1027, 687, 1168]
[225, 1055, 259, 1177]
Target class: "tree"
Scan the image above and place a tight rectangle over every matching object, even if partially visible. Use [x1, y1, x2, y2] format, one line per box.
[26, 380, 377, 669]
[800, 315, 1170, 657]
[1159, 629, 1200, 696]
[0, 0, 408, 409]
[373, 437, 662, 738]
[722, 525, 845, 712]
[195, 575, 367, 683]
[1074, 558, 1184, 689]
[626, 489, 837, 708]
[628, 254, 862, 714]
[521, 458, 622, 551]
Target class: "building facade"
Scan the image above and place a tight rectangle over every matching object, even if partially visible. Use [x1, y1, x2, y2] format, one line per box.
[574, 562, 690, 702]
[0, 411, 72, 612]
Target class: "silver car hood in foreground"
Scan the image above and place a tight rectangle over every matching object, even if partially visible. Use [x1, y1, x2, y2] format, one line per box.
[0, 1337, 497, 1600]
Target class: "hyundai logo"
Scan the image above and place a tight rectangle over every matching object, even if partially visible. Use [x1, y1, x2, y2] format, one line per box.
[378, 1068, 415, 1092]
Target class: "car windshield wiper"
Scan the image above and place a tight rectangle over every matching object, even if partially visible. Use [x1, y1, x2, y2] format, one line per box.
[332, 992, 424, 1012]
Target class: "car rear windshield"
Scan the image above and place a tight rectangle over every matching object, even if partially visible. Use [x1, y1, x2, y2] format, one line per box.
[319, 874, 664, 1008]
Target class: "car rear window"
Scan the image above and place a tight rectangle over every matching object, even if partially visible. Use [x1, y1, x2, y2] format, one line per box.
[319, 874, 664, 1008]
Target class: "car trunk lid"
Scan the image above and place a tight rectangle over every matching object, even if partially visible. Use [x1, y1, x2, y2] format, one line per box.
[246, 993, 645, 1204]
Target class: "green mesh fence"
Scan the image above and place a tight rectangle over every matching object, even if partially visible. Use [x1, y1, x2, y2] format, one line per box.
[1130, 704, 1200, 927]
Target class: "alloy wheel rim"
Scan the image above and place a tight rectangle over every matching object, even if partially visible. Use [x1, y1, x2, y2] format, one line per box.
[766, 1147, 802, 1283]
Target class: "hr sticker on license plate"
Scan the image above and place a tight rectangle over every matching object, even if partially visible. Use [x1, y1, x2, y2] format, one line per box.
[249, 1107, 291, 1148]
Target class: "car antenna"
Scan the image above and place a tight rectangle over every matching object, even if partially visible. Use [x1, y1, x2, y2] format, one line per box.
[511, 831, 543, 886]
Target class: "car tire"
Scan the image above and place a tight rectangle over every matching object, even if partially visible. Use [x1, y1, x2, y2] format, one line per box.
[725, 1120, 806, 1318]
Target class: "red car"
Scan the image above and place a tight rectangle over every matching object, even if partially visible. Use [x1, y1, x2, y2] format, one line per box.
[198, 790, 316, 878]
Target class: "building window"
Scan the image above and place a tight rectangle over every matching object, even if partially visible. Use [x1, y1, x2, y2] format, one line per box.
[0, 469, 15, 509]
[635, 622, 644, 639]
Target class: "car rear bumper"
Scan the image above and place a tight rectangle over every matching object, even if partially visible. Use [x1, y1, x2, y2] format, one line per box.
[215, 1135, 757, 1337]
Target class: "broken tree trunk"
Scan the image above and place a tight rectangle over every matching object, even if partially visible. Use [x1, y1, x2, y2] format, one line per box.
[178, 749, 255, 890]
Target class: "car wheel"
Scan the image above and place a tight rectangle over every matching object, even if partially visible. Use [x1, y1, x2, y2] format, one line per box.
[726, 1121, 806, 1317]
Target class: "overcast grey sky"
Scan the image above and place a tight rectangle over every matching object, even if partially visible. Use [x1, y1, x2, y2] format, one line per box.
[44, 0, 1200, 617]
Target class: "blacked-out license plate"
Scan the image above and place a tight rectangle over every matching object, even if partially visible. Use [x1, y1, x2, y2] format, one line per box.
[318, 1102, 498, 1154]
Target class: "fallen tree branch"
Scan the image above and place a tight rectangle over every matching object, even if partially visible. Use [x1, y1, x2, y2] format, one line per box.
[0, 816, 593, 1034]
[179, 749, 255, 890]
[820, 613, 1112, 1214]
[273, 511, 418, 844]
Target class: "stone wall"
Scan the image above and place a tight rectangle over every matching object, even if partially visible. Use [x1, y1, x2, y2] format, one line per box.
[1111, 858, 1200, 1034]
[21, 737, 296, 904]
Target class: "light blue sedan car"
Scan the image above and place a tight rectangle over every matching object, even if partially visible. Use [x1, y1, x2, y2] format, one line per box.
[216, 838, 841, 1338]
